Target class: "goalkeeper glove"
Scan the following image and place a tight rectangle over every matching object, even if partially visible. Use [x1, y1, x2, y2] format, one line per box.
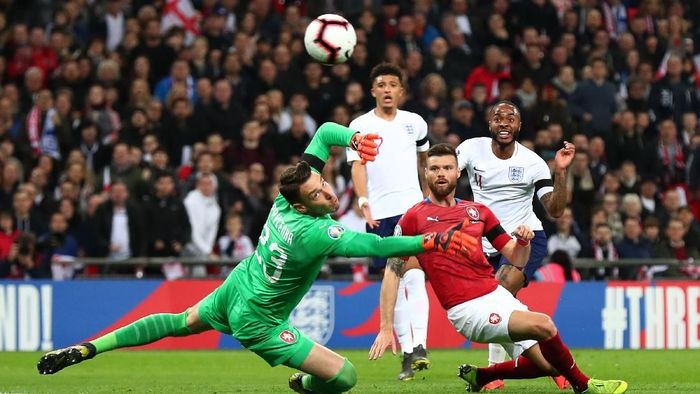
[351, 133, 383, 164]
[421, 219, 478, 257]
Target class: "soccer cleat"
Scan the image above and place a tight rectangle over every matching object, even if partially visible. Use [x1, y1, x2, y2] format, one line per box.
[411, 344, 431, 372]
[552, 375, 571, 390]
[579, 378, 628, 394]
[288, 373, 312, 393]
[37, 343, 96, 375]
[398, 352, 415, 381]
[482, 379, 505, 390]
[458, 364, 482, 392]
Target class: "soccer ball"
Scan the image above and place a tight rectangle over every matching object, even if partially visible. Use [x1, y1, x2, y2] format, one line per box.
[304, 14, 357, 64]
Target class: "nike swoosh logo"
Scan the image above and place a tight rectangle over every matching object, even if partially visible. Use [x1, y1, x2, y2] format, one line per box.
[473, 166, 484, 172]
[427, 216, 439, 222]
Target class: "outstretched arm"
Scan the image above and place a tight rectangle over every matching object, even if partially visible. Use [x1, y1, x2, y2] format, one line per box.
[330, 226, 477, 259]
[302, 122, 379, 172]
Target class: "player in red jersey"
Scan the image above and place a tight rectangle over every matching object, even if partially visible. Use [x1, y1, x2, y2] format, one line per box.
[369, 144, 628, 394]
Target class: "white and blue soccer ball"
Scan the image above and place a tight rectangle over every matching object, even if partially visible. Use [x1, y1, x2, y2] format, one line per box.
[304, 14, 357, 64]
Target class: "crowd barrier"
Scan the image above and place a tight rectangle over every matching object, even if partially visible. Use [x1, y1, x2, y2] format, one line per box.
[1, 280, 698, 352]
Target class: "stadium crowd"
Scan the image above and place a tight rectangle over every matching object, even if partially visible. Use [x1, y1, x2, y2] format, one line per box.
[0, 0, 698, 281]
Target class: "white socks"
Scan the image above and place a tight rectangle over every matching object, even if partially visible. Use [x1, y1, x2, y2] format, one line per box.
[393, 276, 412, 354]
[404, 269, 429, 349]
[488, 343, 508, 365]
[394, 269, 430, 354]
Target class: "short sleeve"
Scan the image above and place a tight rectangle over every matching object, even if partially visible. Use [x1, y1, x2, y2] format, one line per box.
[346, 118, 362, 163]
[397, 210, 418, 236]
[415, 116, 429, 152]
[532, 157, 554, 200]
[455, 139, 471, 170]
[481, 204, 511, 251]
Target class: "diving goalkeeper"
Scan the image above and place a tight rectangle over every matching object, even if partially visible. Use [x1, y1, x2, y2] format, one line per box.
[37, 122, 478, 394]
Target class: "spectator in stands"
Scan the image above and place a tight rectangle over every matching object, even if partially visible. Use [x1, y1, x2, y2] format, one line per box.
[680, 112, 697, 148]
[580, 222, 619, 280]
[649, 53, 697, 127]
[209, 78, 243, 143]
[639, 177, 663, 219]
[568, 151, 596, 228]
[277, 114, 311, 164]
[134, 18, 175, 81]
[641, 119, 689, 189]
[463, 45, 509, 102]
[160, 97, 197, 167]
[621, 193, 644, 222]
[654, 218, 700, 278]
[615, 217, 653, 280]
[0, 232, 48, 279]
[94, 180, 145, 275]
[217, 212, 254, 277]
[77, 121, 109, 172]
[38, 211, 79, 280]
[13, 189, 45, 235]
[569, 57, 617, 137]
[183, 174, 221, 276]
[588, 137, 608, 188]
[229, 120, 276, 175]
[618, 161, 640, 195]
[143, 172, 190, 260]
[547, 207, 582, 260]
[154, 60, 196, 104]
[0, 157, 22, 210]
[95, 142, 147, 199]
[84, 84, 119, 146]
[0, 211, 19, 261]
[602, 193, 623, 240]
[535, 250, 581, 283]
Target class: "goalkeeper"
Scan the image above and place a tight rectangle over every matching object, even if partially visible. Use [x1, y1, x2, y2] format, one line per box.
[37, 122, 478, 394]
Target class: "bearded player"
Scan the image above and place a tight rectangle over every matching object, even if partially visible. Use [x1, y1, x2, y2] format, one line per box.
[456, 100, 575, 390]
[369, 143, 627, 394]
[37, 123, 478, 394]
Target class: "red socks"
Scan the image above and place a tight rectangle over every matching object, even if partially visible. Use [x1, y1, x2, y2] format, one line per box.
[538, 333, 590, 392]
[476, 356, 546, 386]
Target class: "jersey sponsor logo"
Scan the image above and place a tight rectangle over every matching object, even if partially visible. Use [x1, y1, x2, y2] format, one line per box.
[279, 329, 297, 344]
[327, 224, 345, 240]
[466, 207, 480, 221]
[508, 166, 524, 183]
[489, 313, 502, 325]
[427, 216, 439, 222]
[289, 285, 335, 345]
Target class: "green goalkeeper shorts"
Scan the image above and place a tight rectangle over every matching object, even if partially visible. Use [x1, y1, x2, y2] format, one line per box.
[198, 281, 314, 368]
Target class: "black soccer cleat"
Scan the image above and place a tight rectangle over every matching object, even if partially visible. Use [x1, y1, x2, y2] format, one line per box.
[398, 352, 416, 381]
[37, 342, 96, 375]
[411, 344, 431, 371]
[289, 372, 312, 393]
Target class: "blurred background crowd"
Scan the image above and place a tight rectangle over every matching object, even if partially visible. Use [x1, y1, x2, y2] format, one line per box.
[0, 0, 698, 281]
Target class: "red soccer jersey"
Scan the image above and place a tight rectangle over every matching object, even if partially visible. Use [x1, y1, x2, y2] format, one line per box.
[397, 198, 512, 309]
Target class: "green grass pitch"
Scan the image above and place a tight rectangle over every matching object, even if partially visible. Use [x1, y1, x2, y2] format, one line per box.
[1, 349, 698, 393]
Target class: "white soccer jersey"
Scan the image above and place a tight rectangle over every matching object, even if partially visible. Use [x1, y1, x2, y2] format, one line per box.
[456, 137, 554, 253]
[346, 109, 429, 220]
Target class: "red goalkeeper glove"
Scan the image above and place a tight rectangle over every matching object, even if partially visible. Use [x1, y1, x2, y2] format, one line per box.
[421, 219, 478, 258]
[351, 133, 383, 164]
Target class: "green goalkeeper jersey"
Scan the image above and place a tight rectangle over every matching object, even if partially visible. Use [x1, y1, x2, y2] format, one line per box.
[227, 122, 426, 330]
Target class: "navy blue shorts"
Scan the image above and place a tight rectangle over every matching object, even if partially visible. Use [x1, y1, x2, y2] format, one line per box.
[367, 214, 403, 268]
[486, 230, 547, 286]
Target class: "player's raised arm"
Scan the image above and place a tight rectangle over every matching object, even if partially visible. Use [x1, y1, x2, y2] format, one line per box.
[301, 122, 380, 173]
[539, 140, 575, 218]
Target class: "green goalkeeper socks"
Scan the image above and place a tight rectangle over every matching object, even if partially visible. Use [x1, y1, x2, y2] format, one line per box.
[90, 312, 191, 354]
[302, 358, 357, 393]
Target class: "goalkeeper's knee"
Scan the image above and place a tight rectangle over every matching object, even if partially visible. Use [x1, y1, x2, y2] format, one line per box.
[329, 359, 357, 392]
